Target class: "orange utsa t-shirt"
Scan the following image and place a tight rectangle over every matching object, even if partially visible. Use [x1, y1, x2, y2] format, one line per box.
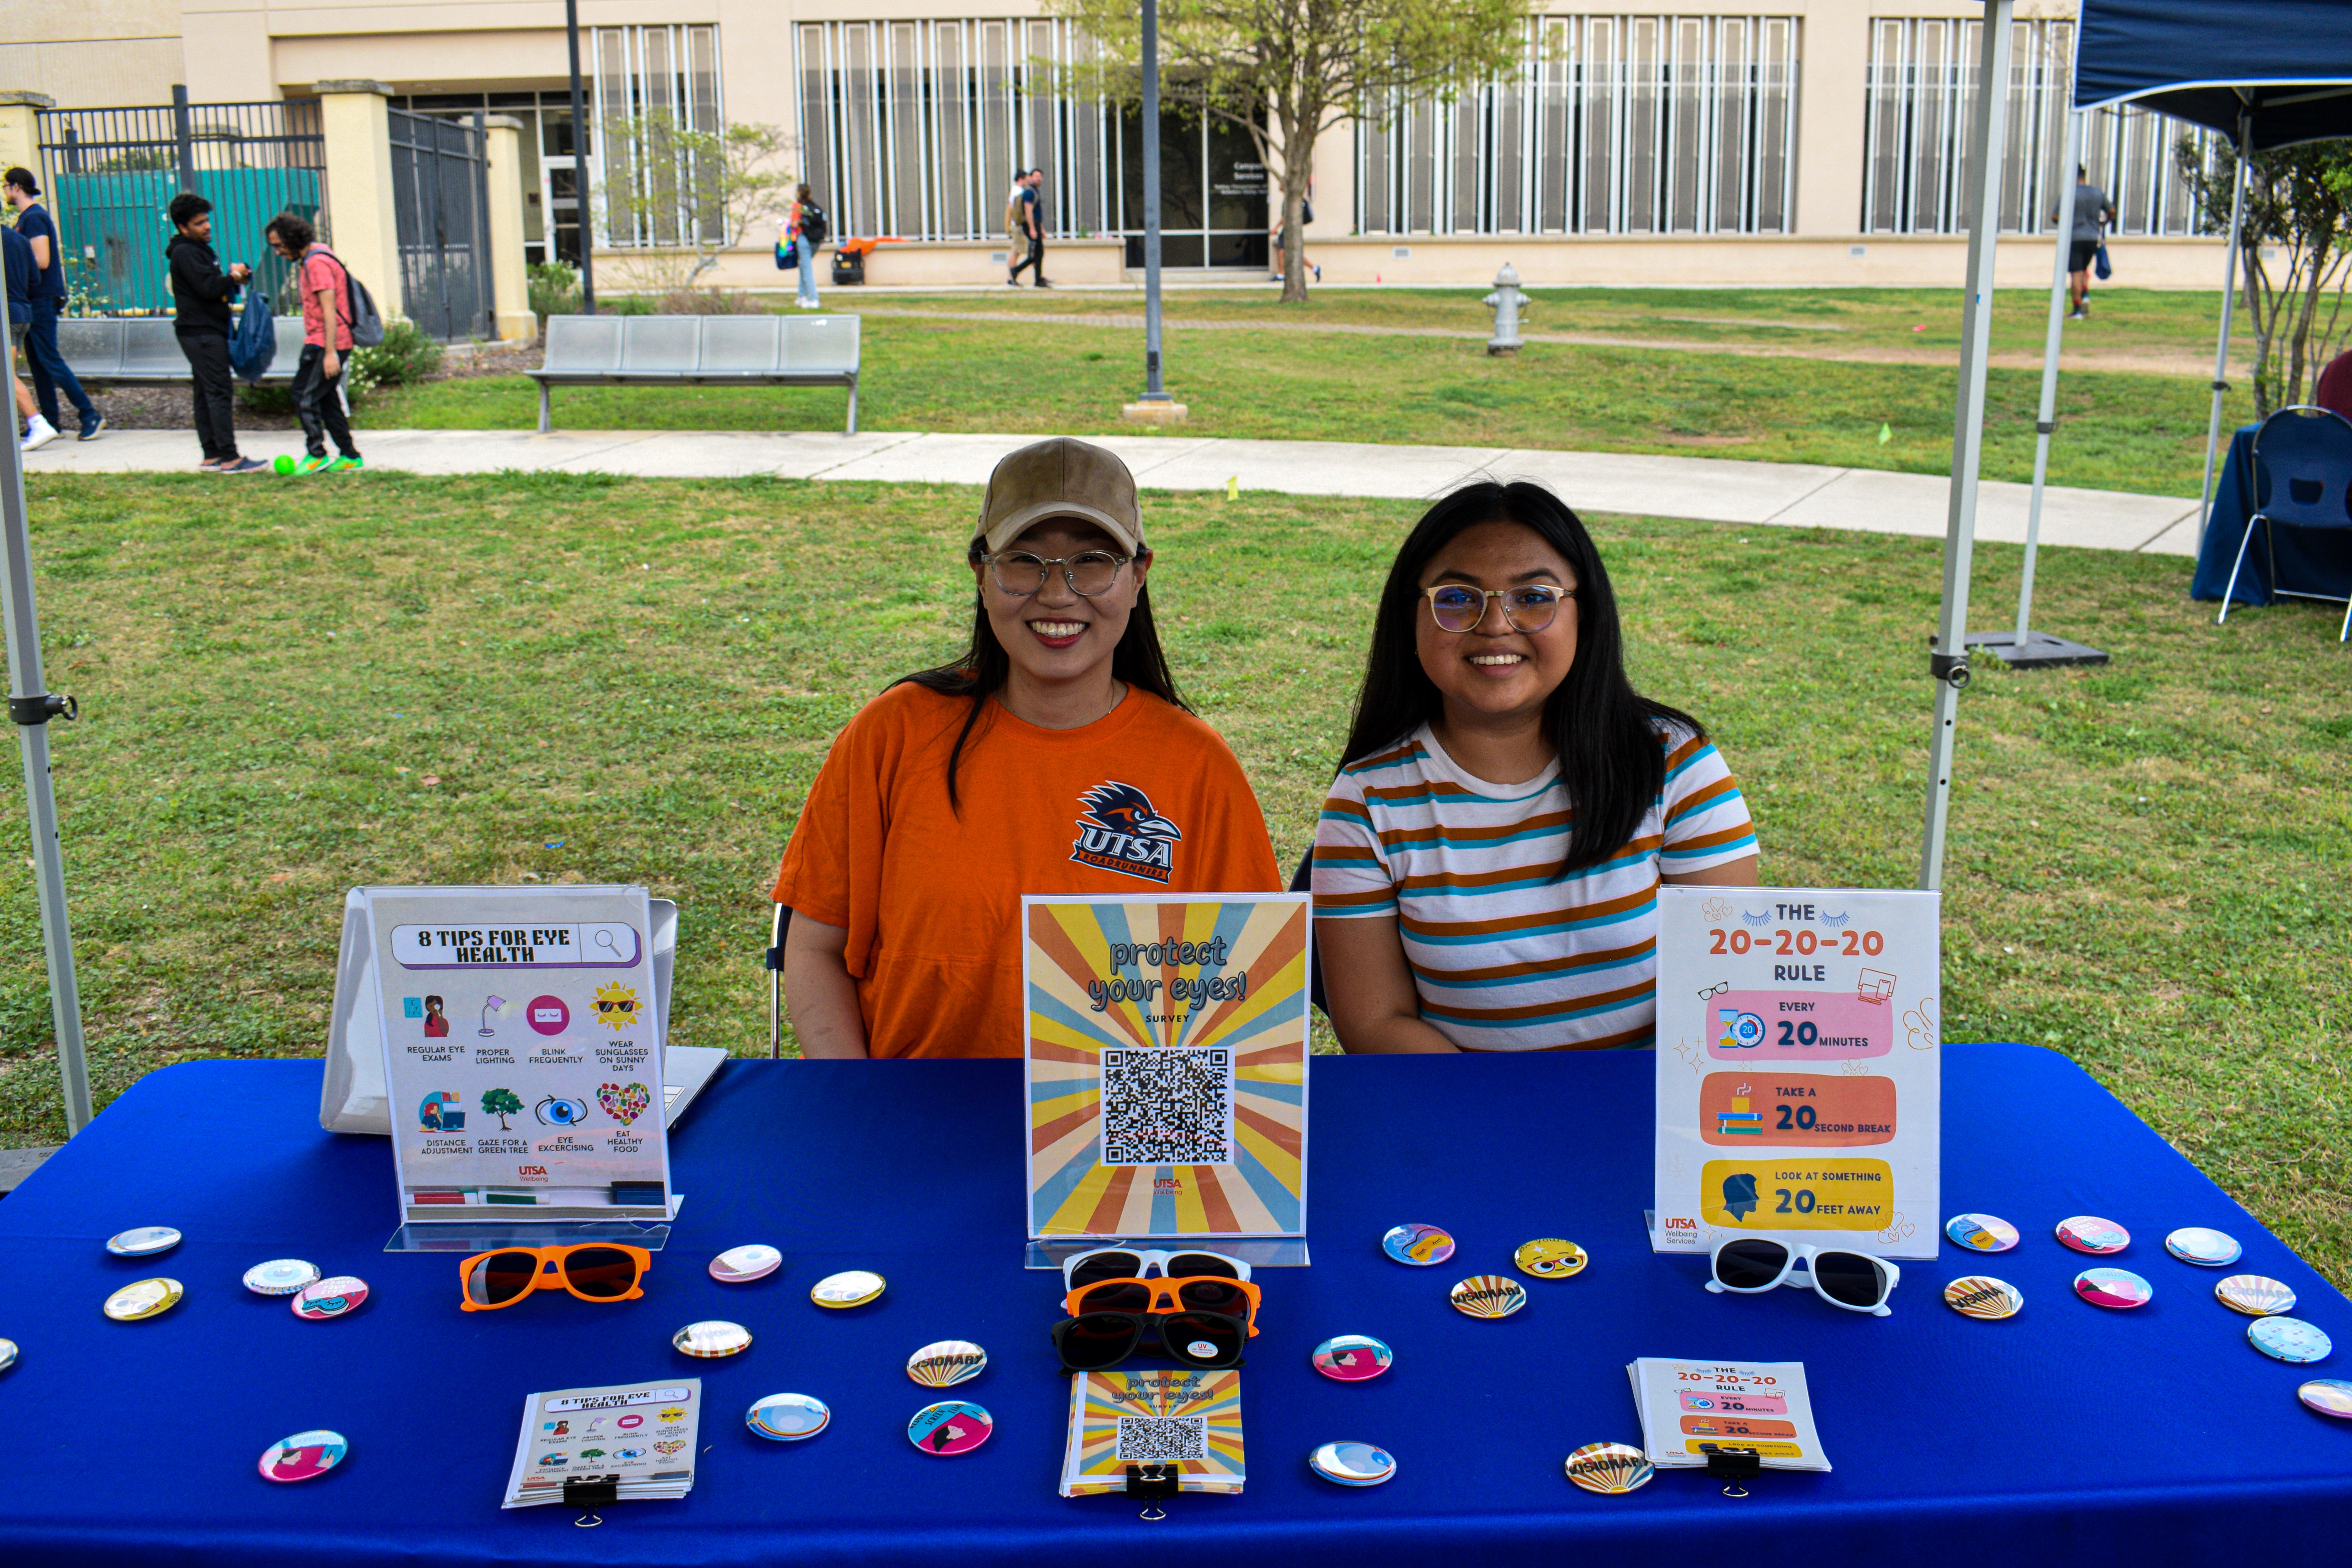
[771, 681, 1281, 1058]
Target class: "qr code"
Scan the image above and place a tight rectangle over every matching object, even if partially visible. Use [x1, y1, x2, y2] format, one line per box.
[1100, 1047, 1234, 1167]
[1115, 1415, 1208, 1464]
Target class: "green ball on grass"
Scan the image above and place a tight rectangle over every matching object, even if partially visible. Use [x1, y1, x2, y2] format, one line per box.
[273, 454, 296, 475]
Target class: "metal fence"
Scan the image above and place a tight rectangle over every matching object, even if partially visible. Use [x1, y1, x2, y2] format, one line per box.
[32, 90, 327, 316]
[389, 109, 490, 341]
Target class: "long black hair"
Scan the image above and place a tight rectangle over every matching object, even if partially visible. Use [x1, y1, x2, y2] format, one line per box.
[895, 537, 1187, 809]
[1336, 480, 1701, 874]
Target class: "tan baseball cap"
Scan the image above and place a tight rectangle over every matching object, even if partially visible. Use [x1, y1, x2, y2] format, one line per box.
[975, 437, 1144, 555]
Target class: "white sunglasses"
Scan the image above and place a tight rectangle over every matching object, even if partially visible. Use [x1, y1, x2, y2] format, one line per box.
[1706, 1237, 1899, 1316]
[1060, 1247, 1252, 1290]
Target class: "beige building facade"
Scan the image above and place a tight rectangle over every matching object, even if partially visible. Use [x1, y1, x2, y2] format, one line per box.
[1, 0, 2229, 291]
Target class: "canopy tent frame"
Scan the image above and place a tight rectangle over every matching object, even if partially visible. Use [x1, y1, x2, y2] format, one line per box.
[1921, 0, 2352, 892]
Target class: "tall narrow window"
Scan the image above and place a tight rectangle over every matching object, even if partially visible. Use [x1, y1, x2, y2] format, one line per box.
[592, 23, 725, 249]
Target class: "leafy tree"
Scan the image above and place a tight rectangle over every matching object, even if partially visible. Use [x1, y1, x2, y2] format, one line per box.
[2178, 135, 2352, 417]
[602, 113, 793, 292]
[481, 1087, 523, 1131]
[1052, 0, 1530, 302]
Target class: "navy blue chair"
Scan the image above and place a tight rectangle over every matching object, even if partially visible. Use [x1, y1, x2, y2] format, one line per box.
[2220, 404, 2352, 641]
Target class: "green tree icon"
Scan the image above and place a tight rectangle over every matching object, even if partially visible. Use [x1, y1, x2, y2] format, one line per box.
[481, 1087, 523, 1131]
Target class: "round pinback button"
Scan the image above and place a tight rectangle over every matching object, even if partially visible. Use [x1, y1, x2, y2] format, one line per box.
[258, 1430, 347, 1483]
[105, 1226, 182, 1258]
[810, 1270, 885, 1308]
[1310, 1441, 1396, 1486]
[746, 1392, 831, 1441]
[0, 1338, 17, 1374]
[673, 1320, 753, 1358]
[906, 1341, 987, 1388]
[2055, 1216, 2131, 1255]
[1380, 1224, 1455, 1267]
[1312, 1335, 1394, 1382]
[243, 1259, 321, 1297]
[291, 1276, 369, 1321]
[1565, 1441, 1655, 1495]
[104, 1277, 183, 1321]
[1514, 1238, 1588, 1279]
[1944, 1213, 2020, 1253]
[710, 1244, 782, 1284]
[2073, 1267, 2152, 1309]
[2215, 1274, 2296, 1317]
[1449, 1274, 1527, 1319]
[2297, 1379, 2352, 1419]
[2248, 1316, 2332, 1365]
[907, 1401, 992, 1456]
[1944, 1275, 2024, 1320]
[2162, 1227, 2242, 1267]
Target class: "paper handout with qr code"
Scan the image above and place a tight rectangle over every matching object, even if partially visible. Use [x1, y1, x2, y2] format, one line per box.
[1023, 895, 1309, 1240]
[1060, 1367, 1245, 1495]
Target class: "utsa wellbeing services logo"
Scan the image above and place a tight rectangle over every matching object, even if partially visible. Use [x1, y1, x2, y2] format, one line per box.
[1069, 782, 1183, 884]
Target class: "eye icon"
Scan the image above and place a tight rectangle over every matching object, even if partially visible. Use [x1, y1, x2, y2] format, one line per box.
[535, 1095, 590, 1127]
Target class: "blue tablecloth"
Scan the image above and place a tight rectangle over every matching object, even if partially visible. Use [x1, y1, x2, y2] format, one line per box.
[0, 1047, 2345, 1567]
[2191, 421, 2352, 606]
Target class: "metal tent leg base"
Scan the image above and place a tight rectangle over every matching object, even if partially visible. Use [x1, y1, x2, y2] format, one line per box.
[1961, 630, 2109, 670]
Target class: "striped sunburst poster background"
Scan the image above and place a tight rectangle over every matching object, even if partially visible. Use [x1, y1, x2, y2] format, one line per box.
[1024, 895, 1310, 1240]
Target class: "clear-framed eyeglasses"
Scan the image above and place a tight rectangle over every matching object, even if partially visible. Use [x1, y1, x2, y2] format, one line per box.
[986, 549, 1134, 597]
[1421, 582, 1571, 634]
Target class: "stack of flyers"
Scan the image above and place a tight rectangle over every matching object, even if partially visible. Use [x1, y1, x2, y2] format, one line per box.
[503, 1379, 702, 1507]
[1625, 1359, 1831, 1472]
[1060, 1367, 1245, 1496]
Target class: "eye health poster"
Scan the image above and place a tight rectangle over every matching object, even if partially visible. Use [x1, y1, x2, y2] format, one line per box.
[1024, 895, 1310, 1241]
[1653, 887, 1939, 1261]
[366, 886, 671, 1224]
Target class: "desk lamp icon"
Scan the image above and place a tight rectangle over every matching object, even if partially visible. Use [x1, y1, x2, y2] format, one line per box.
[479, 994, 506, 1038]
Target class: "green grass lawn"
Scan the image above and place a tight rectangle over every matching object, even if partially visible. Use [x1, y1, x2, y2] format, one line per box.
[375, 308, 2256, 497]
[0, 473, 2344, 1285]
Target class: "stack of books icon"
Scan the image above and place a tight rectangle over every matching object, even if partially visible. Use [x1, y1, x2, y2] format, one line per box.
[1716, 1095, 1763, 1138]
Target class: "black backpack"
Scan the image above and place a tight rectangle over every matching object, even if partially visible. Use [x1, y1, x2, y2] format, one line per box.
[800, 201, 830, 248]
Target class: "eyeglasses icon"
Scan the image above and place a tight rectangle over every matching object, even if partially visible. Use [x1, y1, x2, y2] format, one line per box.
[1697, 982, 1730, 999]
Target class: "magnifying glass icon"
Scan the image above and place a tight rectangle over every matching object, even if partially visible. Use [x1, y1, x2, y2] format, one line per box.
[593, 928, 625, 961]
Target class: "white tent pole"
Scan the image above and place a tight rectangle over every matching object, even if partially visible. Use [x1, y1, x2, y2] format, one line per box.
[0, 318, 93, 1134]
[2197, 116, 2251, 549]
[2015, 110, 2085, 648]
[1920, 0, 2015, 894]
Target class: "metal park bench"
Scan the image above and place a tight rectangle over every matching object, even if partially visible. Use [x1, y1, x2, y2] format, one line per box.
[526, 313, 862, 434]
[60, 314, 307, 384]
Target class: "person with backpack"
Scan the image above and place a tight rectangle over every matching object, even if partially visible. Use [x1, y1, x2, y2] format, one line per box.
[264, 211, 362, 473]
[5, 220, 53, 453]
[4, 167, 102, 441]
[166, 193, 263, 474]
[787, 183, 825, 309]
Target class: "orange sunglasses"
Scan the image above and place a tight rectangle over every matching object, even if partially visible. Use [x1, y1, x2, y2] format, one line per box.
[458, 1243, 651, 1311]
[1063, 1274, 1262, 1336]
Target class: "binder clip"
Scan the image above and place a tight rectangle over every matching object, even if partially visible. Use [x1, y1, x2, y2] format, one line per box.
[1702, 1445, 1762, 1498]
[1125, 1463, 1180, 1520]
[565, 1475, 618, 1526]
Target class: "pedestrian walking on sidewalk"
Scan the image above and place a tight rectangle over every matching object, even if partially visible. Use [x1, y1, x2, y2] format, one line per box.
[4, 220, 55, 452]
[4, 166, 103, 441]
[1008, 168, 1049, 288]
[167, 193, 263, 473]
[265, 211, 363, 474]
[787, 184, 824, 309]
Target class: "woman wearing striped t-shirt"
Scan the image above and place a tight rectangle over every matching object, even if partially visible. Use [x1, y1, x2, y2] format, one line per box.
[1312, 481, 1758, 1052]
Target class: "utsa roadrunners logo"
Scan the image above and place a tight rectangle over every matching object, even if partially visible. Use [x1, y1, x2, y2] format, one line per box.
[1070, 781, 1183, 884]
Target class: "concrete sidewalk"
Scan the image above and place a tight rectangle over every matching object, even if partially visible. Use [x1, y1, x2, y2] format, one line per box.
[22, 428, 2205, 555]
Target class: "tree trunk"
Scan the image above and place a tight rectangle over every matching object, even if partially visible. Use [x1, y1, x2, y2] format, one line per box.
[1274, 100, 1314, 305]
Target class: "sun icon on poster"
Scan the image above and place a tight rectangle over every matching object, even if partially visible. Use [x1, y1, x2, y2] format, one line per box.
[592, 982, 642, 1031]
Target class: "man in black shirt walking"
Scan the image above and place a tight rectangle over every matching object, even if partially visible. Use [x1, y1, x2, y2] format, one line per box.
[165, 193, 262, 472]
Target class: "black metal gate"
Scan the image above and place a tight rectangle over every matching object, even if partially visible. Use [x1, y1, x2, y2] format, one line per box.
[32, 91, 326, 317]
[389, 108, 491, 341]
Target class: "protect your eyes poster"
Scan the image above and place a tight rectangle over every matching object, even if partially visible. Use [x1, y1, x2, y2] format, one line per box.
[1652, 886, 1940, 1261]
[367, 885, 671, 1223]
[1023, 894, 1310, 1240]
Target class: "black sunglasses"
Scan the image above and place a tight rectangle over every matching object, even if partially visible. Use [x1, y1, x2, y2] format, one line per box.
[1051, 1308, 1247, 1375]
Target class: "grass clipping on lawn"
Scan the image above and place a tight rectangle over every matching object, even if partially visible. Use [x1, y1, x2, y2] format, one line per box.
[0, 472, 2344, 1288]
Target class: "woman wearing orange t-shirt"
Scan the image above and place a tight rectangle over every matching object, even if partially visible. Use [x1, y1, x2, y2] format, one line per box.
[773, 438, 1281, 1058]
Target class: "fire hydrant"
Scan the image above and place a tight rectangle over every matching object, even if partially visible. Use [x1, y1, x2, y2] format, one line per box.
[1485, 263, 1530, 355]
